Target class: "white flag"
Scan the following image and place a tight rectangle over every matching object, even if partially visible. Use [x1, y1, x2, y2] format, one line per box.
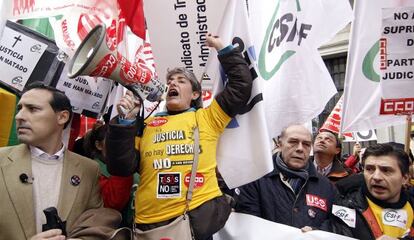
[205, 0, 273, 188]
[249, 0, 352, 138]
[341, 0, 414, 132]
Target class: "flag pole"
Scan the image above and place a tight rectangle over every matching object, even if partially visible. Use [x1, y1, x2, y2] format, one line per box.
[404, 114, 412, 154]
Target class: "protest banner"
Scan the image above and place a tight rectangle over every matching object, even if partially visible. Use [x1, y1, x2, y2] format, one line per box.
[8, 0, 147, 118]
[143, 0, 228, 103]
[11, 0, 117, 23]
[248, 0, 352, 139]
[205, 0, 273, 188]
[56, 66, 112, 117]
[341, 0, 414, 133]
[213, 212, 357, 240]
[0, 21, 64, 94]
[343, 130, 377, 142]
[11, 0, 145, 40]
[0, 22, 47, 92]
[379, 6, 414, 115]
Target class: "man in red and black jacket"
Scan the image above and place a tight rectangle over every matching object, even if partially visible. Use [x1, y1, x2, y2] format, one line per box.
[331, 143, 414, 240]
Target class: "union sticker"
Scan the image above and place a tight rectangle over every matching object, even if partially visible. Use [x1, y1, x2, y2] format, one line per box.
[306, 194, 327, 212]
[382, 209, 408, 229]
[156, 172, 181, 199]
[184, 172, 205, 188]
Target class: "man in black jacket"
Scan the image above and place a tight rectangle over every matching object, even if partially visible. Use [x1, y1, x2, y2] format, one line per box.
[235, 124, 337, 230]
[331, 143, 414, 240]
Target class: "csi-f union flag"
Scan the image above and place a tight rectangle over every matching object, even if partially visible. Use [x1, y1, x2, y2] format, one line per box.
[205, 0, 273, 188]
[341, 0, 414, 132]
[249, 0, 352, 138]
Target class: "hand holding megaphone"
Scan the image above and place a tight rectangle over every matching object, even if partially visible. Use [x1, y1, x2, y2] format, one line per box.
[67, 24, 166, 102]
[118, 91, 141, 119]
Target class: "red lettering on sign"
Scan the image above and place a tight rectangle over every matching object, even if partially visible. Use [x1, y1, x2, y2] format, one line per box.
[306, 194, 327, 212]
[90, 54, 118, 78]
[120, 60, 152, 85]
[61, 19, 76, 50]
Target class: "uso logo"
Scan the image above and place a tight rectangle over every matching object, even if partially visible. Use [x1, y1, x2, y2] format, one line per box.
[148, 117, 168, 127]
[306, 194, 327, 212]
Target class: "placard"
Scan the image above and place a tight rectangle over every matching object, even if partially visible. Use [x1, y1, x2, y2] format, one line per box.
[0, 23, 47, 91]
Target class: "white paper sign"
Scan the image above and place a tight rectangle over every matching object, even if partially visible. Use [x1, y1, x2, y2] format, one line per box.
[343, 130, 378, 142]
[57, 65, 112, 117]
[341, 1, 414, 132]
[0, 26, 47, 91]
[380, 7, 414, 100]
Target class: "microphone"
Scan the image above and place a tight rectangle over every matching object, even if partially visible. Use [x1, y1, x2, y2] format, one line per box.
[20, 173, 34, 184]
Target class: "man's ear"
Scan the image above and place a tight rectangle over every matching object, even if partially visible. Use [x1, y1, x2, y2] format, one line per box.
[95, 140, 104, 151]
[57, 110, 70, 127]
[335, 147, 341, 155]
[402, 173, 410, 185]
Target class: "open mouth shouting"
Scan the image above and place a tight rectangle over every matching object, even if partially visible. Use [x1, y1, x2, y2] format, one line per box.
[167, 88, 179, 99]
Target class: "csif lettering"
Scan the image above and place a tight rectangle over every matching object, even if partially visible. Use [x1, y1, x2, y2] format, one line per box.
[267, 13, 312, 51]
[258, 0, 312, 80]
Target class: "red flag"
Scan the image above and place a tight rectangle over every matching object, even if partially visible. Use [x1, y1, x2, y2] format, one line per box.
[320, 96, 353, 138]
[117, 0, 146, 39]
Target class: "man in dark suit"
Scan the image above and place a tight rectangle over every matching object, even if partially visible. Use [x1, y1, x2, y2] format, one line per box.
[235, 124, 337, 231]
[0, 83, 116, 240]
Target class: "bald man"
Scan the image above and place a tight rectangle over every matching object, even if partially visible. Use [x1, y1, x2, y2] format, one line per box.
[235, 124, 337, 230]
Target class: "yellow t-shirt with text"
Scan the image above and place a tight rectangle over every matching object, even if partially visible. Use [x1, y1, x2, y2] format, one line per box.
[134, 100, 231, 224]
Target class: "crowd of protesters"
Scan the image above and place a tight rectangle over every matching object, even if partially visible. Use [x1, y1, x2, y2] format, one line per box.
[1, 35, 414, 240]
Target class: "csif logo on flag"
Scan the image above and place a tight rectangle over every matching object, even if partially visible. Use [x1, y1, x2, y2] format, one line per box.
[258, 0, 312, 80]
[362, 40, 381, 82]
